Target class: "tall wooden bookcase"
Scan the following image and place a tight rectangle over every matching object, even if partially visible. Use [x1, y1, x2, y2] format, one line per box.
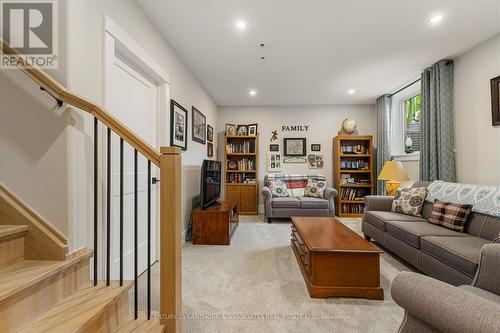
[224, 135, 259, 215]
[333, 135, 374, 217]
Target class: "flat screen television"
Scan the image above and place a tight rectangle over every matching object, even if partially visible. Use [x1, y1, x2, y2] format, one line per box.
[200, 159, 222, 209]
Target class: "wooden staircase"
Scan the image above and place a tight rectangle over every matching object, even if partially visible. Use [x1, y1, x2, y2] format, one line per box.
[0, 39, 181, 333]
[0, 188, 164, 332]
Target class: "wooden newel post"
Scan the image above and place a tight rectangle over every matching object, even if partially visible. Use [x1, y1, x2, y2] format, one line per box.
[159, 147, 182, 332]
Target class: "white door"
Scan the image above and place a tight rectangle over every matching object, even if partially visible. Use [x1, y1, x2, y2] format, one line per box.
[107, 57, 159, 280]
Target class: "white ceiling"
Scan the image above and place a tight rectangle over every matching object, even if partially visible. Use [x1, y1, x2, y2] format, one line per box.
[138, 0, 500, 106]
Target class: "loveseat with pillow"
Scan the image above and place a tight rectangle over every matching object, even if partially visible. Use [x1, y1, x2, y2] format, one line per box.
[362, 181, 500, 286]
[262, 175, 337, 223]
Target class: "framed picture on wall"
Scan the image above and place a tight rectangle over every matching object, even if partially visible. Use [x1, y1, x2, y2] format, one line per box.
[267, 153, 282, 172]
[207, 125, 214, 142]
[170, 99, 188, 151]
[191, 106, 206, 144]
[269, 144, 279, 152]
[284, 138, 306, 156]
[207, 143, 214, 157]
[311, 144, 321, 152]
[491, 75, 500, 126]
[308, 155, 317, 169]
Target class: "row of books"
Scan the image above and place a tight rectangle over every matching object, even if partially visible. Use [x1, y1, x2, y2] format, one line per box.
[341, 145, 368, 153]
[226, 141, 255, 153]
[228, 158, 256, 171]
[340, 160, 369, 170]
[340, 188, 364, 201]
[341, 203, 365, 214]
[340, 174, 370, 185]
[226, 174, 256, 184]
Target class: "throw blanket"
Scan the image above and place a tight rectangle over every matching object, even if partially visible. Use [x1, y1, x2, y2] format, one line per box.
[426, 181, 500, 218]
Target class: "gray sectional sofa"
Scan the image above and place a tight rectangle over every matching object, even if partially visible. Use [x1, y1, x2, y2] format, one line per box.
[391, 244, 500, 333]
[362, 181, 500, 286]
[262, 175, 337, 223]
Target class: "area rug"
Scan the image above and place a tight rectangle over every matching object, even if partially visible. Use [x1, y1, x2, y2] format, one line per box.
[133, 217, 409, 332]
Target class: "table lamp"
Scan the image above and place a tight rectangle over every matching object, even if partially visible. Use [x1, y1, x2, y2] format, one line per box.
[378, 160, 410, 196]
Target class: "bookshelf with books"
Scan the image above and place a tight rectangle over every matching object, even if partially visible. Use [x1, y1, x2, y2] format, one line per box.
[333, 135, 374, 217]
[224, 135, 259, 215]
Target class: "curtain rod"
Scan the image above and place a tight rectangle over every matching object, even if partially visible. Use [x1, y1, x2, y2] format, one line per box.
[388, 78, 421, 98]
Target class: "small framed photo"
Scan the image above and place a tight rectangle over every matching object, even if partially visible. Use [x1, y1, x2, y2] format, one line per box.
[308, 155, 317, 169]
[191, 106, 206, 144]
[237, 125, 248, 136]
[248, 123, 258, 136]
[207, 125, 214, 142]
[491, 75, 500, 126]
[284, 138, 307, 156]
[207, 143, 214, 157]
[225, 123, 237, 136]
[316, 155, 324, 169]
[170, 100, 188, 151]
[267, 153, 282, 172]
[311, 144, 321, 152]
[269, 144, 279, 152]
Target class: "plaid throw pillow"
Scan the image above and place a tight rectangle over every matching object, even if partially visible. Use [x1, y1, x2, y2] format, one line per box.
[304, 180, 326, 198]
[392, 187, 427, 217]
[428, 199, 473, 232]
[268, 180, 290, 198]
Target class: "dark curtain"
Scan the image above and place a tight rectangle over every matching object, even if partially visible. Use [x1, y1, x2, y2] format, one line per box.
[420, 60, 456, 181]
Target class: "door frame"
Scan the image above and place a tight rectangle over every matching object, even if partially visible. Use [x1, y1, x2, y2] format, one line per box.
[100, 14, 170, 279]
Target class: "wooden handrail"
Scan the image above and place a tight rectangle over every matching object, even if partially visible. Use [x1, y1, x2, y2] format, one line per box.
[3, 39, 182, 327]
[1, 40, 161, 166]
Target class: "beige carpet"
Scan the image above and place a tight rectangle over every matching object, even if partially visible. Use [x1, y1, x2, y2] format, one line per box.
[134, 216, 411, 332]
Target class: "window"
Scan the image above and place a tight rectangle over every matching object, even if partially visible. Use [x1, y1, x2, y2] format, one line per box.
[403, 94, 421, 152]
[390, 83, 421, 159]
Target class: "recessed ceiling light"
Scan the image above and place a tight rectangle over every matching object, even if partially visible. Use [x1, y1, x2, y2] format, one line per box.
[235, 21, 247, 30]
[249, 89, 257, 96]
[348, 89, 356, 94]
[429, 15, 444, 24]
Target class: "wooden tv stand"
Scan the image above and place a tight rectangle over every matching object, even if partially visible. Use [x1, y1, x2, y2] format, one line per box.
[192, 201, 239, 245]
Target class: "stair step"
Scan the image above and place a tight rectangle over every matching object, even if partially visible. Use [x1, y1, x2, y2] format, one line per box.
[0, 225, 28, 266]
[0, 249, 92, 332]
[113, 313, 165, 333]
[17, 281, 133, 333]
[0, 225, 28, 238]
[0, 249, 92, 302]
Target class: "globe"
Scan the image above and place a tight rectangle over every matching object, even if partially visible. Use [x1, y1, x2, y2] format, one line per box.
[342, 119, 357, 134]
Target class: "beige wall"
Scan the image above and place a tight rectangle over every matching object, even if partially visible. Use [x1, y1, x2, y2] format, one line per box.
[454, 34, 500, 186]
[218, 105, 376, 211]
[0, 1, 69, 235]
[0, 70, 69, 235]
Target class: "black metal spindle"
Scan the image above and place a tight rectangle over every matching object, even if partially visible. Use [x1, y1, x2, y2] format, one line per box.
[134, 149, 138, 319]
[147, 160, 152, 319]
[93, 117, 98, 286]
[106, 128, 111, 286]
[119, 138, 124, 287]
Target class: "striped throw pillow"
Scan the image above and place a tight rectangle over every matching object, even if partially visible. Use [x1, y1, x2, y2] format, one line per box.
[428, 200, 473, 232]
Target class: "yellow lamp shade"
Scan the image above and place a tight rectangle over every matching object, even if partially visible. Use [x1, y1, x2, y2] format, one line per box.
[378, 161, 410, 181]
[378, 161, 410, 196]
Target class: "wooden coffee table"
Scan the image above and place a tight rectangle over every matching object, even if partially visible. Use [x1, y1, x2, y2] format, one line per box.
[291, 216, 384, 300]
